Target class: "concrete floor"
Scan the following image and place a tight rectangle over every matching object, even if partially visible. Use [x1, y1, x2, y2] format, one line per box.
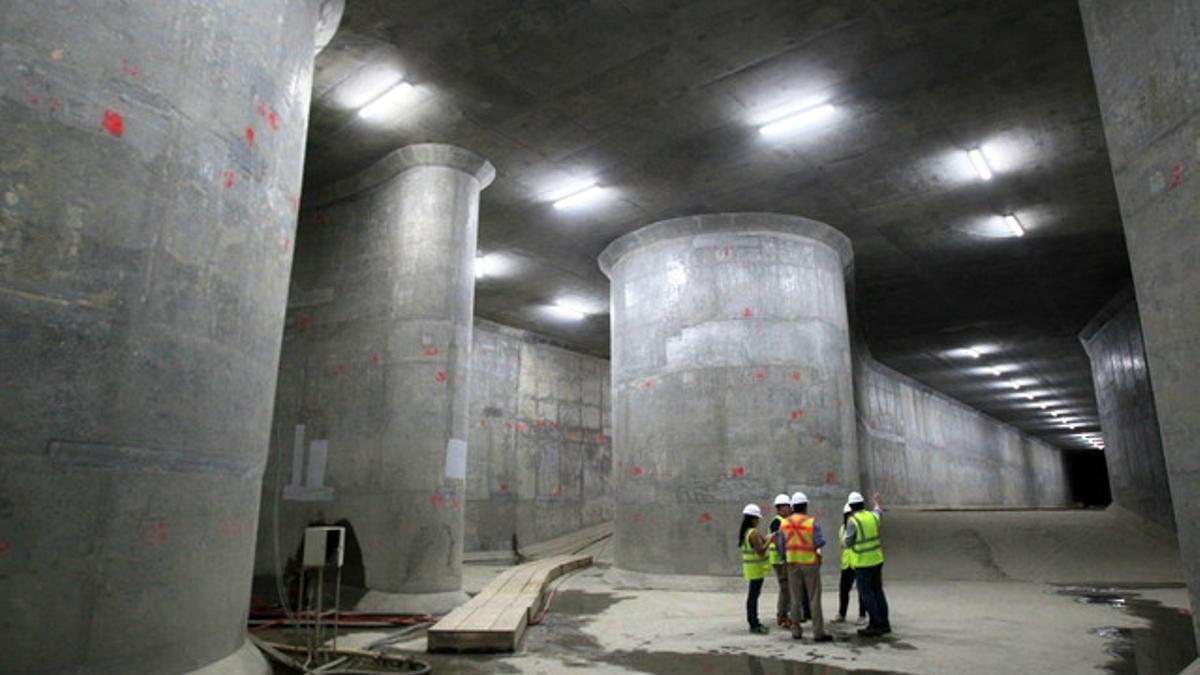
[313, 509, 1197, 674]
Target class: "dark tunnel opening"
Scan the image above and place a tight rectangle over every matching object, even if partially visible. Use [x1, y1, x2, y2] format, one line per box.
[1063, 449, 1113, 507]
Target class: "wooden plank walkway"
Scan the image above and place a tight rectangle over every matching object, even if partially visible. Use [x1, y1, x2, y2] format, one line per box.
[427, 553, 592, 653]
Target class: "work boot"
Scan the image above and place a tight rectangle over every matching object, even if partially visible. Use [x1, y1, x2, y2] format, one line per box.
[777, 616, 791, 628]
[813, 634, 833, 643]
[857, 626, 884, 637]
[855, 616, 869, 626]
[877, 625, 892, 636]
[832, 614, 846, 624]
[791, 627, 804, 640]
[749, 625, 770, 635]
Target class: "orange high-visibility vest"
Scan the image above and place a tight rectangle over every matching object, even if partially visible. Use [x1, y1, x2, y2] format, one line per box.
[780, 514, 817, 564]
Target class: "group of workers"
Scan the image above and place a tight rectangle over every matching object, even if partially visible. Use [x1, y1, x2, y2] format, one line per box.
[738, 490, 890, 642]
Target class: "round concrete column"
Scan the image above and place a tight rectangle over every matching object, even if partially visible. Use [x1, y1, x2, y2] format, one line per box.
[0, 2, 335, 674]
[300, 144, 495, 613]
[599, 213, 859, 588]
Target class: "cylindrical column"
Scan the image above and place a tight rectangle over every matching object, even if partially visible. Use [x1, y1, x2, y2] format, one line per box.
[599, 213, 858, 588]
[274, 144, 494, 613]
[0, 2, 335, 674]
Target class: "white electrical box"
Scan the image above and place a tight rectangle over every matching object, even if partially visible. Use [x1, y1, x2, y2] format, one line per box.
[302, 526, 346, 569]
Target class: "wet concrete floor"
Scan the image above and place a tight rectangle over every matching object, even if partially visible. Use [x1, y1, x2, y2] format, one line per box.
[1053, 582, 1195, 674]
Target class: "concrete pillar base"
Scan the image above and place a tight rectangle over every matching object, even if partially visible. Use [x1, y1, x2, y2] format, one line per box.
[182, 640, 270, 675]
[354, 589, 470, 615]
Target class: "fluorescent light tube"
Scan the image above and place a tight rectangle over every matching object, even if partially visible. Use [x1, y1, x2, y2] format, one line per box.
[759, 103, 836, 136]
[1009, 381, 1021, 390]
[967, 148, 993, 180]
[987, 367, 1002, 376]
[552, 184, 603, 210]
[965, 347, 982, 359]
[548, 300, 591, 320]
[1004, 214, 1025, 237]
[359, 81, 413, 119]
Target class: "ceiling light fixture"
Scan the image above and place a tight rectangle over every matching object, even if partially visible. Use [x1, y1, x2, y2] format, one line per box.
[1004, 214, 1025, 237]
[1038, 403, 1047, 409]
[547, 299, 592, 321]
[987, 366, 1003, 376]
[965, 347, 982, 359]
[1008, 381, 1021, 390]
[1024, 393, 1036, 400]
[759, 103, 837, 137]
[551, 182, 605, 210]
[967, 148, 994, 181]
[1049, 410, 1061, 417]
[358, 81, 414, 119]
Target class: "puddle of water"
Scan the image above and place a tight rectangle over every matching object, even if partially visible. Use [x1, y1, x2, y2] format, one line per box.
[1052, 583, 1196, 674]
[549, 589, 631, 616]
[599, 650, 908, 675]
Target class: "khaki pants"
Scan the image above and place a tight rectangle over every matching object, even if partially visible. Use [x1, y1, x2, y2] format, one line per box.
[774, 564, 790, 620]
[787, 563, 825, 638]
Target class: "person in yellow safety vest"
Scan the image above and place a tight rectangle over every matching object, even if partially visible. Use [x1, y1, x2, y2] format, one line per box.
[738, 503, 772, 634]
[767, 493, 795, 628]
[833, 503, 867, 625]
[779, 492, 832, 642]
[844, 491, 890, 637]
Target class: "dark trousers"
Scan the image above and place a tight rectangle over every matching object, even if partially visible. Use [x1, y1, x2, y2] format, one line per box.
[838, 567, 865, 618]
[746, 578, 765, 628]
[854, 563, 890, 629]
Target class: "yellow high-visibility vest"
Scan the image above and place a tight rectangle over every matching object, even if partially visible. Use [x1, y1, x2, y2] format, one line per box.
[839, 524, 853, 570]
[780, 514, 817, 565]
[848, 510, 884, 568]
[767, 514, 785, 566]
[741, 529, 770, 580]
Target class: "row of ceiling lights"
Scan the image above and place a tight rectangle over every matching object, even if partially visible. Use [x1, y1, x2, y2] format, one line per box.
[961, 346, 1104, 449]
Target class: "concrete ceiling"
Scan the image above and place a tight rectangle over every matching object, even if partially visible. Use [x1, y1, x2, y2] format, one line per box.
[301, 0, 1130, 451]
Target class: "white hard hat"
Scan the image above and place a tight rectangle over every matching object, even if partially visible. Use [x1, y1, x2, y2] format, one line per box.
[843, 503, 852, 514]
[847, 491, 865, 504]
[743, 503, 763, 517]
[774, 493, 791, 507]
[791, 491, 808, 506]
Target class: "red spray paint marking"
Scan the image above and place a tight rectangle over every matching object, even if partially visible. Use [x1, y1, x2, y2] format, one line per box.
[632, 465, 643, 476]
[222, 170, 235, 188]
[480, 419, 488, 428]
[296, 314, 314, 331]
[535, 420, 544, 429]
[699, 512, 712, 522]
[290, 196, 300, 212]
[723, 246, 732, 258]
[148, 521, 168, 543]
[332, 363, 347, 375]
[434, 371, 447, 382]
[0, 541, 9, 555]
[791, 371, 802, 381]
[46, 97, 61, 112]
[1171, 164, 1184, 190]
[244, 127, 255, 146]
[743, 307, 753, 318]
[267, 111, 280, 130]
[815, 434, 828, 444]
[121, 60, 140, 78]
[596, 434, 608, 443]
[632, 513, 643, 523]
[553, 486, 562, 496]
[550, 421, 558, 429]
[731, 466, 745, 478]
[425, 348, 439, 357]
[429, 493, 444, 508]
[644, 379, 653, 389]
[499, 482, 509, 492]
[755, 370, 766, 380]
[281, 236, 291, 254]
[101, 109, 124, 137]
[566, 432, 577, 441]
[28, 96, 39, 105]
[790, 408, 804, 420]
[504, 422, 513, 431]
[825, 471, 836, 484]
[516, 423, 525, 432]
[369, 353, 381, 365]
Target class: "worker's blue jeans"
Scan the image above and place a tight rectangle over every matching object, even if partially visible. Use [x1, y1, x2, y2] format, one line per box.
[746, 577, 765, 628]
[854, 563, 890, 628]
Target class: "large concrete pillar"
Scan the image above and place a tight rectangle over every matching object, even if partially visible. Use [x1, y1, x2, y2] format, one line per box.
[261, 144, 493, 614]
[1080, 0, 1200, 650]
[0, 2, 337, 674]
[598, 213, 858, 588]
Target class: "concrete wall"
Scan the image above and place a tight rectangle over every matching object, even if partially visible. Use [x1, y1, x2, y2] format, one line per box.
[1080, 0, 1200, 648]
[1080, 290, 1174, 530]
[854, 349, 1071, 508]
[464, 320, 612, 553]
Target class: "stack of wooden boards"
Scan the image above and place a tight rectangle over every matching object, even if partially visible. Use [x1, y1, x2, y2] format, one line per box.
[426, 553, 592, 653]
